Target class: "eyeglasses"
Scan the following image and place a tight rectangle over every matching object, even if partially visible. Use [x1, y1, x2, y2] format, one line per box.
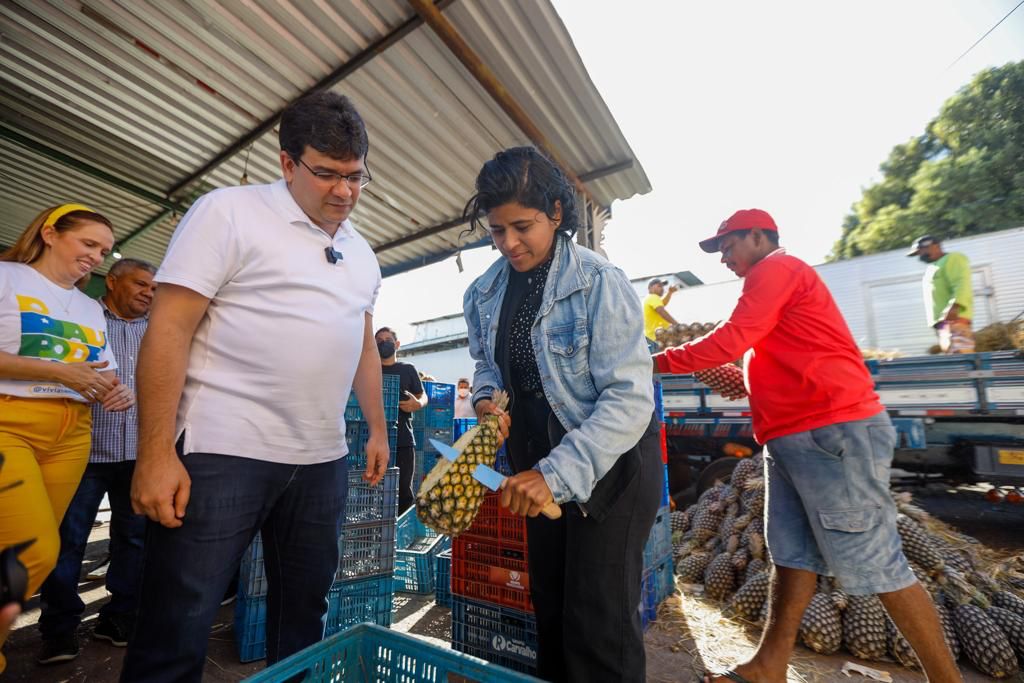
[294, 157, 372, 189]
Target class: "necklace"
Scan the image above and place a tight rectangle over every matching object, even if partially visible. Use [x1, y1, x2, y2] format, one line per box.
[33, 268, 77, 315]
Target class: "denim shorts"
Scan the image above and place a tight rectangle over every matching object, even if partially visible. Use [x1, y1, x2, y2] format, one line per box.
[763, 411, 916, 595]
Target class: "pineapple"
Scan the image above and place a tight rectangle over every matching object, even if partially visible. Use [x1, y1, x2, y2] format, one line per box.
[740, 477, 765, 517]
[987, 606, 1024, 661]
[676, 552, 712, 584]
[992, 591, 1024, 618]
[896, 514, 945, 575]
[691, 500, 725, 544]
[842, 595, 888, 661]
[704, 552, 737, 601]
[886, 615, 921, 670]
[745, 558, 768, 584]
[671, 508, 692, 535]
[415, 392, 505, 536]
[952, 603, 1019, 678]
[799, 591, 843, 655]
[934, 600, 961, 661]
[725, 571, 769, 620]
[729, 455, 759, 490]
[694, 363, 746, 399]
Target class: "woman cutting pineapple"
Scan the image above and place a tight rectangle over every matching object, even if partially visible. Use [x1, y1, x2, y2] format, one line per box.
[460, 147, 663, 683]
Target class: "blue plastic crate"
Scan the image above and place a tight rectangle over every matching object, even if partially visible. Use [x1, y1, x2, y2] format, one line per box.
[324, 574, 394, 637]
[344, 468, 398, 525]
[347, 422, 398, 471]
[451, 595, 538, 674]
[345, 373, 401, 423]
[420, 425, 455, 455]
[396, 508, 449, 594]
[239, 533, 268, 600]
[235, 592, 268, 663]
[643, 506, 672, 570]
[243, 623, 542, 682]
[453, 417, 477, 439]
[418, 381, 455, 430]
[435, 548, 452, 608]
[235, 575, 395, 663]
[653, 378, 665, 423]
[660, 463, 670, 507]
[396, 506, 442, 549]
[640, 553, 674, 630]
[338, 520, 396, 582]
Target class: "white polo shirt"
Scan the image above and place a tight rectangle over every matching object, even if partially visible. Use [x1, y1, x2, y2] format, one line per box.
[156, 179, 381, 464]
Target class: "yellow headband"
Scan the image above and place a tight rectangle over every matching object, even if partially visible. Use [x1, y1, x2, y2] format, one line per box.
[44, 203, 96, 229]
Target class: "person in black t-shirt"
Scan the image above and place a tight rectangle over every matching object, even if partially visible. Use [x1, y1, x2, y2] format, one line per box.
[374, 327, 426, 514]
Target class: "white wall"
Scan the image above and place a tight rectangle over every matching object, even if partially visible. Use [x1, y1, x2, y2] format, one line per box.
[401, 345, 476, 386]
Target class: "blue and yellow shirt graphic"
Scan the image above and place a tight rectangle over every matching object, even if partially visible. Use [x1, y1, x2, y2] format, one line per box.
[17, 294, 106, 363]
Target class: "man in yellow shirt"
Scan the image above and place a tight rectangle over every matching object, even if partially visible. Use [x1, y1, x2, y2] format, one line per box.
[907, 235, 975, 354]
[642, 278, 679, 352]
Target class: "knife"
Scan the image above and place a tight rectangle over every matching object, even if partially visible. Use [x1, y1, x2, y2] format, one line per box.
[429, 439, 562, 520]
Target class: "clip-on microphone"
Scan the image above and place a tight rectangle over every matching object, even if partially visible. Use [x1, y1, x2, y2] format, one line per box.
[325, 246, 343, 264]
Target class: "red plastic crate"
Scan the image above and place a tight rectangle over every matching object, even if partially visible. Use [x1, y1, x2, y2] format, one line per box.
[460, 492, 527, 546]
[451, 535, 533, 613]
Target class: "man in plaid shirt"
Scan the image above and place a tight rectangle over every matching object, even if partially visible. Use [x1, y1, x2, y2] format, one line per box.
[37, 258, 156, 665]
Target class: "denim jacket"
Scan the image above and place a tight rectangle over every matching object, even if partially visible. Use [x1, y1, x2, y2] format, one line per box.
[463, 235, 655, 505]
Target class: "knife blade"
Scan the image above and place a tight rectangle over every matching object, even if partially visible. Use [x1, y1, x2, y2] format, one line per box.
[428, 438, 561, 519]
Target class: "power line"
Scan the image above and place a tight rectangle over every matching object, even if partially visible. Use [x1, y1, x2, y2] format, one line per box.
[947, 0, 1024, 70]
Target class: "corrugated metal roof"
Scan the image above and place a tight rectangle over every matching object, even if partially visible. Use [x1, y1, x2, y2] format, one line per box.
[0, 0, 650, 276]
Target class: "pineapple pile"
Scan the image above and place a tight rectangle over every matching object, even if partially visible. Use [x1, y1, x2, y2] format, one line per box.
[654, 321, 719, 350]
[671, 457, 1024, 679]
[415, 392, 507, 536]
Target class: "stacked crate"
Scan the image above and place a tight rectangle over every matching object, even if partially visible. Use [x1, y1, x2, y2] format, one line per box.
[642, 378, 675, 629]
[345, 373, 402, 468]
[394, 507, 450, 594]
[411, 381, 456, 493]
[450, 491, 538, 675]
[234, 375, 402, 663]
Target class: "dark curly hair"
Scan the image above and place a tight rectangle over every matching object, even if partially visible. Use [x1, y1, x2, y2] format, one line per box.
[463, 147, 580, 239]
[279, 91, 368, 162]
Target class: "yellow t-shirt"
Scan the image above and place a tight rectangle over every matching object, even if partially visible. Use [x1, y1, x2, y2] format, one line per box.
[643, 293, 671, 340]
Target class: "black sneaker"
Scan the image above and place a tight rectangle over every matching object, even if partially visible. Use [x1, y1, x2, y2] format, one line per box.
[93, 615, 130, 647]
[37, 634, 79, 664]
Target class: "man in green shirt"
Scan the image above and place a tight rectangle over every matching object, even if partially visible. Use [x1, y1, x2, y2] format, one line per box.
[907, 235, 975, 354]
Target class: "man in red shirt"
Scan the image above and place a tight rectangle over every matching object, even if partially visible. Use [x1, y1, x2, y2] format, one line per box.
[655, 210, 959, 683]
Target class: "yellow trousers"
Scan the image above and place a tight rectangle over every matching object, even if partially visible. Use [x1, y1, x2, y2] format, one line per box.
[0, 395, 91, 672]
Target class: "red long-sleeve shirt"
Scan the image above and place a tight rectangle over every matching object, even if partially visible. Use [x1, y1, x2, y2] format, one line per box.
[655, 250, 882, 444]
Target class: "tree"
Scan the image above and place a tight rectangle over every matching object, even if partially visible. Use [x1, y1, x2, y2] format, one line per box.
[828, 61, 1024, 261]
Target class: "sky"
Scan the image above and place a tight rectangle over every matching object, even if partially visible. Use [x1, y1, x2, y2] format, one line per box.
[374, 0, 1024, 346]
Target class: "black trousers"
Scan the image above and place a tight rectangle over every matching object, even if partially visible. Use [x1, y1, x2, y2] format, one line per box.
[396, 445, 415, 515]
[516, 416, 663, 682]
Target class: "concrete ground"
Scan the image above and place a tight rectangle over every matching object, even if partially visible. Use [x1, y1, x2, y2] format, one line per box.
[3, 483, 1023, 682]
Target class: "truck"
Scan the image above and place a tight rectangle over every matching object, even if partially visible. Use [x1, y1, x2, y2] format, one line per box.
[657, 350, 1024, 504]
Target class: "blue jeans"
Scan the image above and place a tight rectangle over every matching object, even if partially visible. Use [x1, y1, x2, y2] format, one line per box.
[120, 453, 348, 683]
[39, 461, 146, 639]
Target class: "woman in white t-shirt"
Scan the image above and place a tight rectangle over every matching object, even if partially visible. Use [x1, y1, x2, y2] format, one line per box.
[0, 204, 134, 672]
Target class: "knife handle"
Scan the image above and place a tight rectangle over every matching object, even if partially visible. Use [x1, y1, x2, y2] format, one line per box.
[540, 501, 562, 519]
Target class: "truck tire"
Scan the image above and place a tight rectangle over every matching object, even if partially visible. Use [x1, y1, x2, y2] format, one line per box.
[696, 457, 738, 495]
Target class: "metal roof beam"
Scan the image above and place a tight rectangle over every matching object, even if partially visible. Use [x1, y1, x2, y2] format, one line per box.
[407, 0, 601, 211]
[167, 1, 454, 200]
[0, 124, 186, 213]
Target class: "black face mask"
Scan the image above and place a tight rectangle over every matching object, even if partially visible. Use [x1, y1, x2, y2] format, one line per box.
[377, 340, 396, 359]
[918, 254, 933, 263]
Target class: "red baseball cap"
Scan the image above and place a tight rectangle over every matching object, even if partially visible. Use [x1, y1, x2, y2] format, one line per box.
[699, 208, 779, 253]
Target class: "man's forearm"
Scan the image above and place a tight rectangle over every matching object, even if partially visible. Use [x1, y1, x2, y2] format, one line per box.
[137, 323, 191, 455]
[352, 318, 386, 433]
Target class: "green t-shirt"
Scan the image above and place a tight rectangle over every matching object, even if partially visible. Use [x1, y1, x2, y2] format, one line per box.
[923, 252, 973, 327]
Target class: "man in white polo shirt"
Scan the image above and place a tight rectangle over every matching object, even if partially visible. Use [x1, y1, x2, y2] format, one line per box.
[122, 91, 390, 682]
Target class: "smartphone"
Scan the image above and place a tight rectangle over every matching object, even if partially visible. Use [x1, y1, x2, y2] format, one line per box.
[0, 541, 31, 609]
